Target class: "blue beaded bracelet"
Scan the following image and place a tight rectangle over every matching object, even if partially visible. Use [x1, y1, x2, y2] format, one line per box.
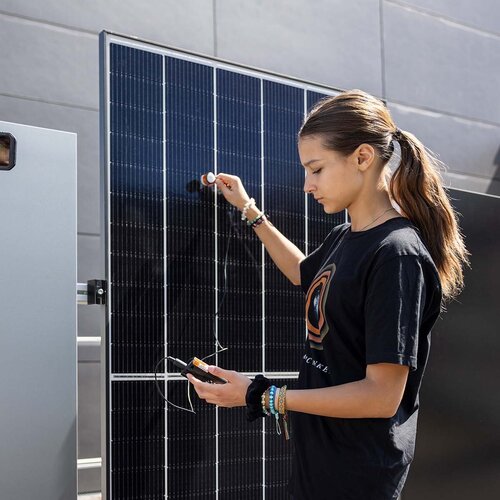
[269, 385, 277, 416]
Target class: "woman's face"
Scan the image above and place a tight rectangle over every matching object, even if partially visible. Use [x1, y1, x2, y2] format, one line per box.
[298, 135, 364, 214]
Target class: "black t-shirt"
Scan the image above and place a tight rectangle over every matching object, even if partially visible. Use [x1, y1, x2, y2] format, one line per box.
[288, 217, 442, 500]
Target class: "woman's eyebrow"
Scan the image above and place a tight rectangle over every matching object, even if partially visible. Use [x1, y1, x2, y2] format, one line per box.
[304, 159, 322, 167]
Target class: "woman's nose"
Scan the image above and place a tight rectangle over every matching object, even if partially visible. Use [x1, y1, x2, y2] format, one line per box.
[303, 175, 316, 194]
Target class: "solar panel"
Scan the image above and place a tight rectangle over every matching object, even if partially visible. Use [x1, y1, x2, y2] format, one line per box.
[101, 32, 345, 499]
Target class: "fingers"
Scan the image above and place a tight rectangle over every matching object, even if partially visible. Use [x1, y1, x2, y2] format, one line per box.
[187, 373, 221, 401]
[207, 365, 231, 382]
[187, 368, 250, 408]
[215, 174, 236, 194]
[214, 173, 251, 210]
[214, 177, 232, 195]
[186, 373, 204, 398]
[216, 172, 239, 186]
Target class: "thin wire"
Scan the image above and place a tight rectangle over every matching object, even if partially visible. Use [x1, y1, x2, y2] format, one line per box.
[225, 208, 263, 280]
[154, 355, 195, 413]
[153, 205, 240, 412]
[203, 205, 264, 357]
[208, 207, 234, 355]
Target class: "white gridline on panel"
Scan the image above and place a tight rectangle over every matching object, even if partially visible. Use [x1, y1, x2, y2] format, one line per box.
[213, 64, 220, 499]
[162, 51, 168, 500]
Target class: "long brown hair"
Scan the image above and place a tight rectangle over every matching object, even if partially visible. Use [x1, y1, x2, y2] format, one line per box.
[299, 89, 470, 308]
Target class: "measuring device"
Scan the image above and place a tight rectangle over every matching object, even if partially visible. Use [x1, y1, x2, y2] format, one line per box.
[168, 356, 227, 384]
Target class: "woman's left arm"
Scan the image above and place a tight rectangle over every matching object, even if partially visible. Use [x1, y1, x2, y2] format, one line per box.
[188, 363, 409, 418]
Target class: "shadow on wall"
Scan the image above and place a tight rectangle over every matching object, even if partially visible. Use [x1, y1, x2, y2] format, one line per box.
[488, 143, 500, 196]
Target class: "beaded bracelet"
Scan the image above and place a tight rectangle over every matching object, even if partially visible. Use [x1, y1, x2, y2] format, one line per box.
[278, 385, 287, 415]
[277, 385, 290, 439]
[269, 386, 277, 415]
[269, 385, 281, 435]
[241, 198, 255, 221]
[246, 212, 263, 226]
[247, 213, 270, 228]
[248, 379, 290, 440]
[261, 388, 270, 416]
[274, 387, 280, 414]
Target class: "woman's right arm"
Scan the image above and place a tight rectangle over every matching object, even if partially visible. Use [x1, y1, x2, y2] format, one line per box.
[215, 173, 305, 286]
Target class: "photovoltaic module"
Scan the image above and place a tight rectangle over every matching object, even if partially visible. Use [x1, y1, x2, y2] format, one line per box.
[100, 31, 346, 499]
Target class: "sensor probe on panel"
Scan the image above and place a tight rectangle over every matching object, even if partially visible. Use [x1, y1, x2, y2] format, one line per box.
[201, 171, 216, 186]
[201, 171, 232, 190]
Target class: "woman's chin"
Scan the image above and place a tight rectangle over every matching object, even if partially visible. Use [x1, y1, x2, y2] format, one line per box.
[321, 203, 335, 214]
[323, 203, 344, 215]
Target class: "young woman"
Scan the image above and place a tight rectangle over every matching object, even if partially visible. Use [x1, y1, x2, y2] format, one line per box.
[187, 89, 470, 499]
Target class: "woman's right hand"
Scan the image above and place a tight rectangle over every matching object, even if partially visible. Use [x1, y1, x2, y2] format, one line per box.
[214, 173, 252, 210]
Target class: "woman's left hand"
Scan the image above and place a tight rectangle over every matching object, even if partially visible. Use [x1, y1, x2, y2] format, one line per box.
[187, 365, 252, 408]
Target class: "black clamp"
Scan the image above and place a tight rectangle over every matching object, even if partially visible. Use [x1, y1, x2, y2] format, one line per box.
[87, 279, 107, 305]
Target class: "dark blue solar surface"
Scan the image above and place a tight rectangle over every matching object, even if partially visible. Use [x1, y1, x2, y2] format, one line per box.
[164, 57, 216, 367]
[263, 81, 306, 372]
[216, 69, 263, 373]
[111, 380, 165, 500]
[166, 380, 216, 499]
[218, 407, 263, 499]
[105, 40, 346, 500]
[109, 44, 164, 374]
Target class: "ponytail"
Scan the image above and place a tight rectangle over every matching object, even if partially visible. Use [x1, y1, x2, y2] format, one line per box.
[390, 130, 470, 307]
[299, 89, 470, 308]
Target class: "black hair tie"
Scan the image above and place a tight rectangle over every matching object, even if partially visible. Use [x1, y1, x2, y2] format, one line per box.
[392, 128, 403, 142]
[245, 374, 271, 422]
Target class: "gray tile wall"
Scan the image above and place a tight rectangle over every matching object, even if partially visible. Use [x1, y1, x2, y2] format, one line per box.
[1, 0, 498, 494]
[216, 0, 383, 95]
[396, 0, 500, 34]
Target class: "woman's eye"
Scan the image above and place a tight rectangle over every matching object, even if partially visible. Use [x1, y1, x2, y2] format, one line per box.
[312, 168, 322, 175]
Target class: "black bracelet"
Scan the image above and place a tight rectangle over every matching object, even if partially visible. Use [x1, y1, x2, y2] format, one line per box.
[245, 374, 271, 422]
[251, 213, 270, 228]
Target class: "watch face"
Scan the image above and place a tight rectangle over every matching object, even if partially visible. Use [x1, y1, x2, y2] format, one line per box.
[0, 133, 16, 171]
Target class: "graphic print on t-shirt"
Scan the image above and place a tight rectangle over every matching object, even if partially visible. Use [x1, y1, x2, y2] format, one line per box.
[305, 263, 336, 350]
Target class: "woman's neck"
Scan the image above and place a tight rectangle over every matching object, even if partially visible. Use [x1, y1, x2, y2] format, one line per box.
[347, 190, 400, 232]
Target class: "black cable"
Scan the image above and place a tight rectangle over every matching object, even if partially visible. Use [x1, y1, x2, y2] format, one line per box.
[153, 205, 238, 410]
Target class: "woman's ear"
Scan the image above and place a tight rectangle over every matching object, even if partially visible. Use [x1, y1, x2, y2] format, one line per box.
[355, 144, 375, 172]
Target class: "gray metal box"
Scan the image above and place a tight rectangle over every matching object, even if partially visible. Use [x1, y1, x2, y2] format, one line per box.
[0, 121, 77, 500]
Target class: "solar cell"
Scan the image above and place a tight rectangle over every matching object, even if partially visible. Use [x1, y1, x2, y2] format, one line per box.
[109, 43, 164, 374]
[218, 407, 263, 498]
[165, 56, 216, 367]
[216, 69, 263, 373]
[111, 380, 165, 499]
[166, 380, 217, 498]
[263, 81, 305, 372]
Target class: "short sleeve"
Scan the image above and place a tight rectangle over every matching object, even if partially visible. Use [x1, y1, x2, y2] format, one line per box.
[299, 224, 345, 293]
[299, 243, 327, 293]
[364, 255, 426, 371]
